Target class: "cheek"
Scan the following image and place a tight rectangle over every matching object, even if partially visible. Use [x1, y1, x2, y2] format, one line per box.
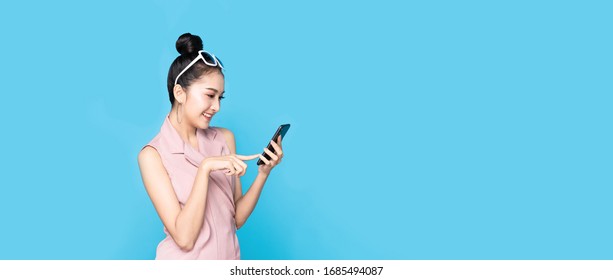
[186, 96, 207, 112]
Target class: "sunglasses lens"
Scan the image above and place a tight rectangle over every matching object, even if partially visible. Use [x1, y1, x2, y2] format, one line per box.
[200, 51, 223, 69]
[201, 52, 216, 65]
[216, 57, 224, 68]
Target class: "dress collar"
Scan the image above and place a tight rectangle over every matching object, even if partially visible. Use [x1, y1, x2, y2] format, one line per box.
[160, 114, 218, 155]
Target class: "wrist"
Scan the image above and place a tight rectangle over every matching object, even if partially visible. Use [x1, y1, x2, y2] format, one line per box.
[199, 159, 211, 174]
[257, 170, 271, 178]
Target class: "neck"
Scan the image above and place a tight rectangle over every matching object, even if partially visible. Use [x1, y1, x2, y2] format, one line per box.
[169, 107, 198, 149]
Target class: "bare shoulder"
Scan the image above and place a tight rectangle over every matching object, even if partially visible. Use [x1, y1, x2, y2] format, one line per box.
[139, 145, 160, 160]
[216, 127, 234, 139]
[138, 145, 162, 166]
[137, 145, 173, 195]
[215, 127, 236, 153]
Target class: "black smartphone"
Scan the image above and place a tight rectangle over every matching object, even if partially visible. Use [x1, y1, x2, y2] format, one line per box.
[257, 124, 291, 165]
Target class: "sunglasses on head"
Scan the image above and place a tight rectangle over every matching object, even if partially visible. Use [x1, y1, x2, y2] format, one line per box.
[174, 50, 224, 86]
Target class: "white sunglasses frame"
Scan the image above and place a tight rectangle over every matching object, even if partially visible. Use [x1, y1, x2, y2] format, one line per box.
[174, 50, 224, 86]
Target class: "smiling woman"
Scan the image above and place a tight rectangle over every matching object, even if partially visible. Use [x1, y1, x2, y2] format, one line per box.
[137, 33, 285, 259]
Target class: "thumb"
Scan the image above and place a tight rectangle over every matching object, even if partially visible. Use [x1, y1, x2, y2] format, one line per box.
[236, 154, 261, 161]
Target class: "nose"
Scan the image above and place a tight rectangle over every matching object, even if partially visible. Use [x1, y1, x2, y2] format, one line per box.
[211, 97, 220, 112]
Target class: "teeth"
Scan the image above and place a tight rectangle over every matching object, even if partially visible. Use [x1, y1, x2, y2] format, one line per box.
[204, 113, 212, 117]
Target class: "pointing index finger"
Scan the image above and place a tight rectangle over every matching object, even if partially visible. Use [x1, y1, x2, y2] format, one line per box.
[235, 154, 261, 161]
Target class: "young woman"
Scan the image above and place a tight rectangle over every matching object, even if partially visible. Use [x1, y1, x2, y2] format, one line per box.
[137, 33, 284, 259]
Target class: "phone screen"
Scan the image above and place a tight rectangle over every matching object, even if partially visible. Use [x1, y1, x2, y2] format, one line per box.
[257, 124, 290, 165]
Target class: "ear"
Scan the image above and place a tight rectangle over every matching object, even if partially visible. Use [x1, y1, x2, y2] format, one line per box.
[173, 84, 186, 104]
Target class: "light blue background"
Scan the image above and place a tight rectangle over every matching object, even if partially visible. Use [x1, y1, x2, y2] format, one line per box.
[0, 0, 611, 259]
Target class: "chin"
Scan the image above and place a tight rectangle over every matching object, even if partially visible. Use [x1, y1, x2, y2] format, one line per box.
[197, 119, 211, 129]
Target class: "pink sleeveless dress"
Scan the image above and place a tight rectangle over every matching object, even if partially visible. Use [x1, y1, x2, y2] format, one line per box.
[143, 115, 240, 259]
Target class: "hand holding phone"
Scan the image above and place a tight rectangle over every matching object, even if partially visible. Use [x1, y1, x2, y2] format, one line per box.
[257, 124, 290, 165]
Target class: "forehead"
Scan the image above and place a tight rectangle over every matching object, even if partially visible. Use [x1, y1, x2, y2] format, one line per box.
[190, 72, 225, 92]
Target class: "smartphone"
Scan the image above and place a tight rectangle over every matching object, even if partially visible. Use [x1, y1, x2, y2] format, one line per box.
[257, 124, 291, 165]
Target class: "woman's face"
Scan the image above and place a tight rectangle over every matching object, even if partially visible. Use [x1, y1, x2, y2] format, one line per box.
[182, 71, 225, 129]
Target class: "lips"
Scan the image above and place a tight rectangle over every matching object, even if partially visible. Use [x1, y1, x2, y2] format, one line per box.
[203, 112, 214, 120]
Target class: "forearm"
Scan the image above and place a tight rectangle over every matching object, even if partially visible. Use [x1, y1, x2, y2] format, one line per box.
[235, 172, 270, 229]
[173, 167, 211, 250]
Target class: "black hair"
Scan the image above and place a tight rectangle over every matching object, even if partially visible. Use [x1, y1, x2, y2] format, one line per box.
[167, 33, 224, 105]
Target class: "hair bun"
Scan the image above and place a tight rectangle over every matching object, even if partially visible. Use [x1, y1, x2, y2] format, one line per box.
[176, 33, 203, 56]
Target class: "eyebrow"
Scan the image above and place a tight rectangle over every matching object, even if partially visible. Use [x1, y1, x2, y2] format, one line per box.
[206, 88, 225, 94]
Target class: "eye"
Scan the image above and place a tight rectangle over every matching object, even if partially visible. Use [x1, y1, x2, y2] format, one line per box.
[206, 94, 225, 101]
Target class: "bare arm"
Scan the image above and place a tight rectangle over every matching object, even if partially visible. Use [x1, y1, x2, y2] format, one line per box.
[137, 146, 211, 251]
[235, 173, 269, 229]
[219, 128, 270, 229]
